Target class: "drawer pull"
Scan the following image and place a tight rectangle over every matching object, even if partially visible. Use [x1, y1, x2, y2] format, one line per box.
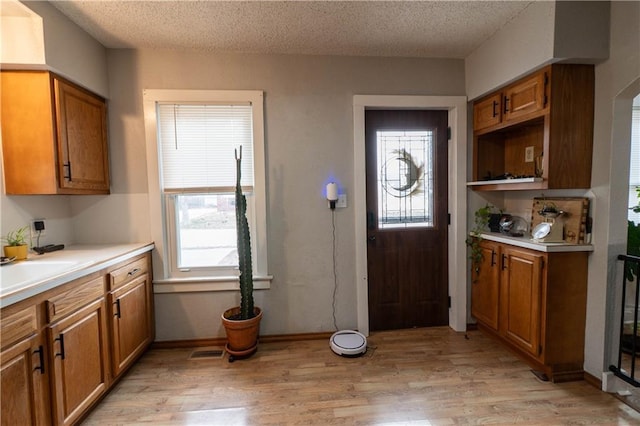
[492, 100, 498, 118]
[114, 299, 121, 319]
[33, 345, 45, 374]
[127, 268, 141, 277]
[491, 250, 496, 267]
[503, 96, 510, 113]
[501, 254, 508, 271]
[54, 334, 65, 360]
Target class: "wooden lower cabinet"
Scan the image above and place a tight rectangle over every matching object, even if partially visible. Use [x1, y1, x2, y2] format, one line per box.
[470, 240, 501, 331]
[0, 251, 154, 425]
[1, 334, 50, 426]
[48, 298, 109, 426]
[471, 240, 588, 382]
[500, 246, 543, 358]
[109, 274, 153, 376]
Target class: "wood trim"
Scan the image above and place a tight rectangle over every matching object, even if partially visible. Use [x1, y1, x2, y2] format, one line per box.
[584, 371, 602, 390]
[152, 332, 335, 349]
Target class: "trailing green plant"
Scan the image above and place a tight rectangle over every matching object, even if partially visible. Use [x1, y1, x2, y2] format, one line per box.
[234, 147, 255, 320]
[2, 225, 29, 246]
[465, 204, 498, 280]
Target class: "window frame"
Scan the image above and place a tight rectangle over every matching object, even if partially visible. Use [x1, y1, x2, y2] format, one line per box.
[143, 89, 270, 290]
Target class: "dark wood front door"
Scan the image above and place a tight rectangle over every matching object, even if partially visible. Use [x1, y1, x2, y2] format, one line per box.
[365, 109, 449, 331]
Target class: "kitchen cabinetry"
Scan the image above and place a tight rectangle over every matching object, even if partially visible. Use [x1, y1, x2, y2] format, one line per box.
[473, 71, 547, 131]
[108, 255, 153, 377]
[469, 64, 594, 191]
[500, 246, 543, 357]
[0, 307, 50, 426]
[470, 239, 589, 382]
[0, 249, 153, 425]
[47, 276, 109, 426]
[1, 70, 110, 195]
[470, 240, 500, 332]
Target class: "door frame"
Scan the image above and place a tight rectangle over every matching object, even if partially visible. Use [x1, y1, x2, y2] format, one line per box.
[353, 95, 468, 335]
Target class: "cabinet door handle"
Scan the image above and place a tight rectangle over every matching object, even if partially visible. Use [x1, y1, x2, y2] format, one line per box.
[127, 268, 141, 277]
[54, 334, 65, 360]
[33, 345, 45, 374]
[503, 96, 510, 113]
[114, 299, 121, 319]
[491, 250, 496, 267]
[492, 101, 498, 118]
[63, 162, 72, 181]
[501, 254, 508, 271]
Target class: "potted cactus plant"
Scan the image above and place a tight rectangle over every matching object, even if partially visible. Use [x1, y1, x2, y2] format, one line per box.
[2, 225, 29, 260]
[221, 147, 263, 361]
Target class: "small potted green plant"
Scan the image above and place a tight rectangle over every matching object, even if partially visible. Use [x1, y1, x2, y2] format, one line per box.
[221, 147, 263, 361]
[2, 225, 29, 260]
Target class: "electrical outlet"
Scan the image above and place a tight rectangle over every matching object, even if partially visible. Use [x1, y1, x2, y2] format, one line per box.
[32, 219, 46, 237]
[525, 146, 535, 163]
[336, 194, 347, 208]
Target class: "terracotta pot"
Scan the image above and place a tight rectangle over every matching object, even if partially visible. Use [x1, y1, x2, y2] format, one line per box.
[3, 244, 28, 260]
[221, 307, 262, 358]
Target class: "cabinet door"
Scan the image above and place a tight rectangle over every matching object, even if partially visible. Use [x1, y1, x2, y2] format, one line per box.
[471, 241, 501, 331]
[109, 274, 152, 377]
[53, 77, 110, 193]
[473, 93, 502, 131]
[500, 248, 543, 357]
[48, 298, 108, 426]
[503, 70, 547, 123]
[1, 336, 49, 426]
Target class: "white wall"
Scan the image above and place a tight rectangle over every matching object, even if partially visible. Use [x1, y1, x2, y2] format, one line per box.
[99, 49, 465, 341]
[589, 1, 640, 380]
[20, 1, 108, 96]
[1, 0, 45, 66]
[465, 1, 610, 100]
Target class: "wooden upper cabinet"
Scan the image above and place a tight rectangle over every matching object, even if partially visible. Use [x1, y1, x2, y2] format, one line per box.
[1, 70, 110, 195]
[473, 93, 503, 131]
[470, 64, 594, 191]
[503, 70, 547, 123]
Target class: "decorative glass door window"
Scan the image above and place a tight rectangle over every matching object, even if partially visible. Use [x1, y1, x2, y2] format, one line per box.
[376, 130, 434, 228]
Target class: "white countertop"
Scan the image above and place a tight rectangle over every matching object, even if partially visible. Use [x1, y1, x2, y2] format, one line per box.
[0, 242, 154, 308]
[476, 232, 594, 253]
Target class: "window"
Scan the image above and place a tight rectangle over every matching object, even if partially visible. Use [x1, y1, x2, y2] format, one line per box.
[143, 90, 268, 287]
[376, 130, 435, 228]
[629, 101, 640, 225]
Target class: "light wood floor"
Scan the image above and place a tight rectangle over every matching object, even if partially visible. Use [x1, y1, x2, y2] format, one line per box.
[82, 327, 640, 425]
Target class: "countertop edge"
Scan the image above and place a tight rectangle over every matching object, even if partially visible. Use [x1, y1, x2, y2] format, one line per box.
[476, 233, 594, 253]
[0, 242, 155, 308]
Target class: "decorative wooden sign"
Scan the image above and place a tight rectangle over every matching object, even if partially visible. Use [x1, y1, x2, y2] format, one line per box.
[531, 197, 590, 244]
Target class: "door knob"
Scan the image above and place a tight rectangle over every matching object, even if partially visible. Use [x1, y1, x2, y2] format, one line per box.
[368, 236, 376, 242]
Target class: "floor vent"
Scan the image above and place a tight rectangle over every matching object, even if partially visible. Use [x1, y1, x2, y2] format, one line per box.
[189, 348, 224, 360]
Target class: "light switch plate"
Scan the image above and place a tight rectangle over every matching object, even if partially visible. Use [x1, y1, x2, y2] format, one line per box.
[525, 146, 534, 162]
[336, 194, 347, 208]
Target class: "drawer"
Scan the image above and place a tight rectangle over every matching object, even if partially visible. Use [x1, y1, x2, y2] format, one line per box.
[109, 255, 148, 290]
[0, 305, 37, 349]
[46, 276, 105, 323]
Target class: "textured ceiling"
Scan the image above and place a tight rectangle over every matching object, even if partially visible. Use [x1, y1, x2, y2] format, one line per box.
[49, 1, 533, 58]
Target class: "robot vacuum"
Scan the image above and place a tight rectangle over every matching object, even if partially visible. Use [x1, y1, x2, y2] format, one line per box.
[330, 330, 367, 357]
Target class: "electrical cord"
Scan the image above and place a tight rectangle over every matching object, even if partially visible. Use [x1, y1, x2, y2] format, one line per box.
[331, 209, 338, 331]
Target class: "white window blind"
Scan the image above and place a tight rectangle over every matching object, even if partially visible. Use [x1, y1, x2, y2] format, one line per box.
[157, 103, 254, 192]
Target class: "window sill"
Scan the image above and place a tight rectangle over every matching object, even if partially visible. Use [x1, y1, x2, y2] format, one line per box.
[153, 275, 272, 293]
